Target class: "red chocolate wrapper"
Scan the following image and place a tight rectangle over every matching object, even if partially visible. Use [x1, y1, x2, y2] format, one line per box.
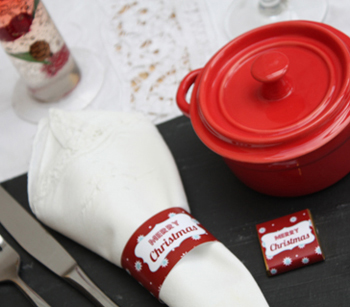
[256, 209, 324, 276]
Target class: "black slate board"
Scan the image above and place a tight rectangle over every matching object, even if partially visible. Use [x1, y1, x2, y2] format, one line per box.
[1, 115, 350, 306]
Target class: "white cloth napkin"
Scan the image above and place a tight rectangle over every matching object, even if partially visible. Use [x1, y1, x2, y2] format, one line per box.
[28, 109, 269, 307]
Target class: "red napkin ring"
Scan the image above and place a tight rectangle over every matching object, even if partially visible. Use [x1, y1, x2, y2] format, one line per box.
[122, 207, 217, 298]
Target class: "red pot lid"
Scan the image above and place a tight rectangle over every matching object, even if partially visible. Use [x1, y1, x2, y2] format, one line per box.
[192, 21, 350, 163]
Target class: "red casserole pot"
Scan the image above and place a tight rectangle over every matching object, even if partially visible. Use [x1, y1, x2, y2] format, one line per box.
[176, 21, 350, 197]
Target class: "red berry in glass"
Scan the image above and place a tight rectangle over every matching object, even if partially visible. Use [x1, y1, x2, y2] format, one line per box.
[0, 1, 34, 42]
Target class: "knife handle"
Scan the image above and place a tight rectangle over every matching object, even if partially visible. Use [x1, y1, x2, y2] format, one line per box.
[64, 264, 120, 307]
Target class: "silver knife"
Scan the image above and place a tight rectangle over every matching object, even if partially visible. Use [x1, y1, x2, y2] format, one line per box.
[0, 185, 120, 307]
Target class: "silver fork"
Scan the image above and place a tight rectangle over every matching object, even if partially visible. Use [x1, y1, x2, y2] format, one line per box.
[0, 235, 50, 306]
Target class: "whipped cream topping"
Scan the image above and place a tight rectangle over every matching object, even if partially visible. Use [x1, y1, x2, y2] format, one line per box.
[28, 109, 268, 306]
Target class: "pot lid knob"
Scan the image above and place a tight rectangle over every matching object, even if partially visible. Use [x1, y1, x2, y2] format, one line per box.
[251, 51, 292, 100]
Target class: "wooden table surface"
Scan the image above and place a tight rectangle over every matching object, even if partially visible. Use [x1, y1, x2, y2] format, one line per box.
[1, 115, 350, 306]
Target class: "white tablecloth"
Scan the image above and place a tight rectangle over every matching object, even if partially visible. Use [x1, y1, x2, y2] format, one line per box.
[1, 0, 350, 182]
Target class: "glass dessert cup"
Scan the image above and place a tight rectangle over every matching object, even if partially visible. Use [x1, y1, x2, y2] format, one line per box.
[11, 48, 105, 123]
[0, 0, 104, 123]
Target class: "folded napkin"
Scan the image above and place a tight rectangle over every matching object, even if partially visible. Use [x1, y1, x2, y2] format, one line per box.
[28, 109, 269, 307]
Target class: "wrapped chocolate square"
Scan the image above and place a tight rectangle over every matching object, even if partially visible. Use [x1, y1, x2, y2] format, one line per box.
[28, 109, 269, 306]
[256, 209, 324, 276]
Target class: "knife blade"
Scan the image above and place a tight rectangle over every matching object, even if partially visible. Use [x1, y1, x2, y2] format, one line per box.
[0, 185, 120, 307]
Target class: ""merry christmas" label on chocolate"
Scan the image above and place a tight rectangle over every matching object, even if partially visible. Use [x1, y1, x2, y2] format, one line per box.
[256, 209, 324, 276]
[261, 220, 315, 258]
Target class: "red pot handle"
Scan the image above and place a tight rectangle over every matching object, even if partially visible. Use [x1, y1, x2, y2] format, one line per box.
[176, 69, 202, 117]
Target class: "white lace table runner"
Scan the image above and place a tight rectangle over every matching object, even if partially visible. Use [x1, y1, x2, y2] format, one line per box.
[98, 0, 219, 123]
